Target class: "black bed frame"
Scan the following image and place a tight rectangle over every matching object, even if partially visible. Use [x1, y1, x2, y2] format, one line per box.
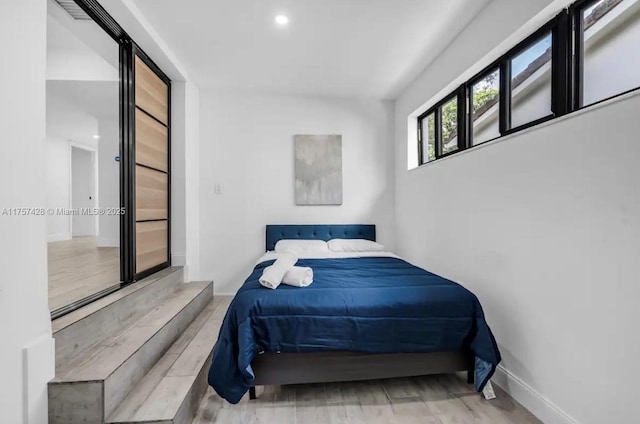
[249, 225, 474, 399]
[249, 351, 473, 399]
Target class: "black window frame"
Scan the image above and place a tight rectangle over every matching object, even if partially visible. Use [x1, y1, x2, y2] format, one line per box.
[572, 0, 588, 110]
[416, 9, 576, 166]
[500, 13, 570, 136]
[467, 65, 502, 147]
[416, 110, 434, 165]
[416, 0, 640, 168]
[417, 86, 466, 165]
[570, 0, 640, 111]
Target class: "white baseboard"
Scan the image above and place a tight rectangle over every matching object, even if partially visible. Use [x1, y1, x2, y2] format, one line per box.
[492, 365, 579, 424]
[48, 233, 71, 243]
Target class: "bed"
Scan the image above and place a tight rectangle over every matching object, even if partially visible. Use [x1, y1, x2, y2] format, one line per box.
[208, 225, 501, 404]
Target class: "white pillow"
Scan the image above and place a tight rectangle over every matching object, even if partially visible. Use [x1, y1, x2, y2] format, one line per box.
[274, 239, 330, 254]
[328, 239, 385, 252]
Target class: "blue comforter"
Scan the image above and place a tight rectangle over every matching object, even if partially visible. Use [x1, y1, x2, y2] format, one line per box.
[208, 256, 501, 403]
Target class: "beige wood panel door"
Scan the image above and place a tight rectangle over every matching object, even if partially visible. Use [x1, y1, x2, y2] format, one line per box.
[134, 52, 170, 277]
[135, 56, 169, 125]
[135, 165, 168, 221]
[136, 221, 168, 274]
[136, 109, 168, 172]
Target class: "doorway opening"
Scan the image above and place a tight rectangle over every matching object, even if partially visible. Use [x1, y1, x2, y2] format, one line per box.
[46, 0, 172, 319]
[46, 0, 121, 315]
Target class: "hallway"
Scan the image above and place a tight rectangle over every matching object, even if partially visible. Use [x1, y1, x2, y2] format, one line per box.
[48, 236, 119, 311]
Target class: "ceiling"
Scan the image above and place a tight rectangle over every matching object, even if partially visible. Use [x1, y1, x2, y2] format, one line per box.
[47, 0, 119, 77]
[46, 0, 119, 142]
[131, 0, 491, 99]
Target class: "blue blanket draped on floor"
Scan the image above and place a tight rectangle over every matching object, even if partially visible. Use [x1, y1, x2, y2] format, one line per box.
[208, 257, 501, 404]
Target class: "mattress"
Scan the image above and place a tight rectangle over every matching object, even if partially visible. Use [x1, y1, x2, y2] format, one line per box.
[208, 255, 501, 403]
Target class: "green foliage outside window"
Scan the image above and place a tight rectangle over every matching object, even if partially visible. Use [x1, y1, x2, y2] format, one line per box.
[423, 72, 498, 162]
[441, 99, 458, 147]
[472, 88, 499, 115]
[426, 113, 435, 161]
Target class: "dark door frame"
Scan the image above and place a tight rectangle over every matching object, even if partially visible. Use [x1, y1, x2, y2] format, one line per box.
[128, 42, 172, 282]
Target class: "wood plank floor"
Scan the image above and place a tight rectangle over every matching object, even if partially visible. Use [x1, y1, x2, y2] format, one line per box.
[193, 372, 541, 424]
[48, 237, 119, 311]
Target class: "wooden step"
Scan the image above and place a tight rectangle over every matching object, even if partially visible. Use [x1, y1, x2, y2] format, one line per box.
[107, 296, 233, 424]
[48, 281, 213, 424]
[53, 266, 185, 369]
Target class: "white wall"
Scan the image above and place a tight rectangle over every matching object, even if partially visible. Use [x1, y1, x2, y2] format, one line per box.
[199, 92, 395, 294]
[398, 95, 640, 424]
[98, 119, 120, 247]
[0, 1, 54, 423]
[46, 137, 72, 241]
[171, 83, 187, 267]
[171, 81, 201, 275]
[45, 86, 98, 240]
[184, 83, 201, 280]
[46, 86, 98, 146]
[71, 147, 96, 237]
[394, 0, 638, 423]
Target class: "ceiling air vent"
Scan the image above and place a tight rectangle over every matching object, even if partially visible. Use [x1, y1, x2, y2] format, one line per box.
[53, 0, 92, 21]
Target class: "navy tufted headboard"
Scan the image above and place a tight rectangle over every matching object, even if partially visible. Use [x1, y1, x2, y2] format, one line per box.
[265, 225, 376, 251]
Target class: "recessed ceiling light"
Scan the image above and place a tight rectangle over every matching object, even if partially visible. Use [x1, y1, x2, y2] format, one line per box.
[93, 135, 100, 139]
[275, 15, 289, 26]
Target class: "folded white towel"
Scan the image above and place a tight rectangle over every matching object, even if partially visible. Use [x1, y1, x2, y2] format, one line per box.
[282, 266, 313, 287]
[259, 251, 298, 289]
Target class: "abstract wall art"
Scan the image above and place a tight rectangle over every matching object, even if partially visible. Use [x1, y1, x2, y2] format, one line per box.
[294, 134, 343, 205]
